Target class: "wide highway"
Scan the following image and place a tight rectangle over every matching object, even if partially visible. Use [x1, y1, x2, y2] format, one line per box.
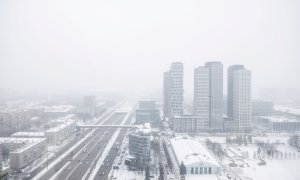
[93, 112, 133, 180]
[54, 112, 127, 180]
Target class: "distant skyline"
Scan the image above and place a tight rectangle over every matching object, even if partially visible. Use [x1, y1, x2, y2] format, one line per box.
[1, 0, 300, 96]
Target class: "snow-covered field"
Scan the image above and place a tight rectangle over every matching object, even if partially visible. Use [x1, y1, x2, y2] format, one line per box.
[199, 135, 300, 180]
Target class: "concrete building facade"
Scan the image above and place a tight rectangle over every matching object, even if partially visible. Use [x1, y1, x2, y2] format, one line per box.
[232, 68, 252, 133]
[173, 115, 197, 134]
[10, 138, 47, 171]
[44, 116, 76, 146]
[128, 124, 151, 169]
[254, 116, 300, 133]
[194, 62, 223, 132]
[135, 101, 160, 127]
[164, 62, 184, 119]
[163, 72, 170, 119]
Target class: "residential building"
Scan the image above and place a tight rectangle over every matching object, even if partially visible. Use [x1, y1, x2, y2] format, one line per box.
[0, 137, 46, 171]
[44, 116, 76, 146]
[10, 138, 47, 171]
[164, 62, 184, 119]
[194, 62, 223, 132]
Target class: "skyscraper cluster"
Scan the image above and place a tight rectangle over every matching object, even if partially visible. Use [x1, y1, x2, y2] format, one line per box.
[164, 62, 252, 133]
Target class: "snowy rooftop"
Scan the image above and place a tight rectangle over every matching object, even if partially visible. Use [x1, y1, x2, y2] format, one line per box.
[11, 132, 45, 138]
[44, 105, 75, 113]
[45, 121, 74, 133]
[170, 137, 219, 166]
[0, 137, 45, 144]
[133, 123, 151, 135]
[259, 116, 300, 122]
[11, 138, 46, 154]
[274, 106, 300, 116]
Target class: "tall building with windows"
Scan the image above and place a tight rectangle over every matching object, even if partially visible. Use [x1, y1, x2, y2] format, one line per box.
[0, 143, 2, 173]
[227, 65, 245, 118]
[136, 101, 160, 127]
[128, 123, 151, 169]
[163, 62, 184, 119]
[163, 71, 170, 119]
[232, 67, 252, 133]
[194, 62, 223, 132]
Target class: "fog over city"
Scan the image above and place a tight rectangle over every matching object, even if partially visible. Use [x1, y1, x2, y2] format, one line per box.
[1, 0, 300, 96]
[1, 1, 300, 180]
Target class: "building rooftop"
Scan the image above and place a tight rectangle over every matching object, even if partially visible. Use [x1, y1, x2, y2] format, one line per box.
[170, 137, 219, 166]
[44, 105, 75, 113]
[45, 120, 74, 133]
[0, 137, 45, 144]
[132, 123, 151, 135]
[11, 132, 45, 138]
[259, 116, 300, 123]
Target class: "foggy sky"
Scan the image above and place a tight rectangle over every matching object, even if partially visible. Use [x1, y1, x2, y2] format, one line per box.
[1, 0, 300, 96]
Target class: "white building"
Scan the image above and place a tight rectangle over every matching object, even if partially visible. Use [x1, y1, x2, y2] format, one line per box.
[232, 68, 252, 133]
[0, 138, 46, 171]
[170, 137, 221, 176]
[10, 138, 46, 171]
[194, 62, 223, 132]
[255, 116, 300, 133]
[45, 116, 76, 146]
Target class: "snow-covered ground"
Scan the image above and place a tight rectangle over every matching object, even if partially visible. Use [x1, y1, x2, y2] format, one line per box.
[199, 135, 300, 180]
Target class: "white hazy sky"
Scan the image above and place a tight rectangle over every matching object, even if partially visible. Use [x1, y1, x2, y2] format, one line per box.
[1, 0, 300, 95]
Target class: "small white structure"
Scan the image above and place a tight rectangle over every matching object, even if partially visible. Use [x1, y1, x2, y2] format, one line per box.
[170, 137, 221, 176]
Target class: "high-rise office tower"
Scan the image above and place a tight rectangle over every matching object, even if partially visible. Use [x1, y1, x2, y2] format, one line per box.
[163, 62, 184, 119]
[227, 65, 244, 118]
[163, 71, 170, 119]
[232, 68, 252, 133]
[194, 62, 223, 132]
[0, 143, 2, 173]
